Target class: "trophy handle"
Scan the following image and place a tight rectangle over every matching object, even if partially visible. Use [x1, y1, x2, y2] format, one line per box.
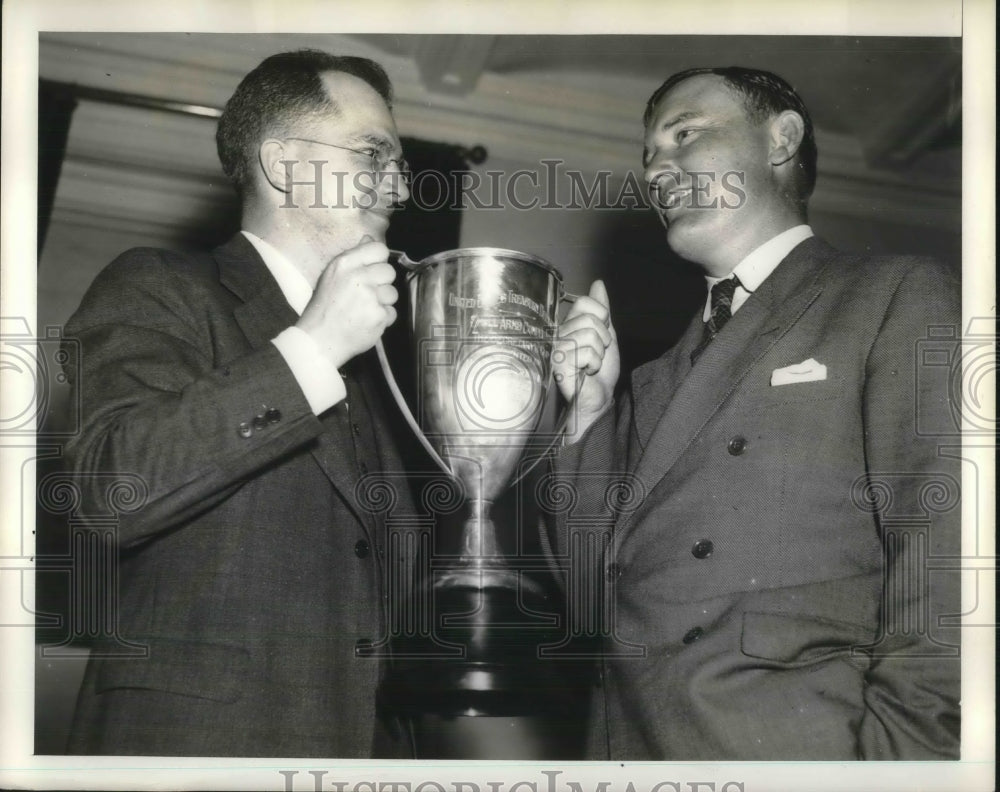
[508, 290, 585, 486]
[375, 338, 456, 479]
[389, 249, 421, 271]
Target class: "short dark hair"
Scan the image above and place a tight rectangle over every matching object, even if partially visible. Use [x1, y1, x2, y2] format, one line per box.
[216, 49, 393, 198]
[644, 66, 817, 199]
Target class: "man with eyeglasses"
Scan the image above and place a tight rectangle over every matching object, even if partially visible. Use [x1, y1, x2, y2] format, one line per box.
[62, 50, 415, 757]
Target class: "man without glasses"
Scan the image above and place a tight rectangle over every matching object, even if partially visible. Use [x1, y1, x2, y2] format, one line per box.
[63, 49, 413, 757]
[555, 66, 961, 760]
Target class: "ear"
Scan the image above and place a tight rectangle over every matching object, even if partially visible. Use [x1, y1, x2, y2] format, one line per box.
[768, 110, 805, 167]
[258, 138, 293, 194]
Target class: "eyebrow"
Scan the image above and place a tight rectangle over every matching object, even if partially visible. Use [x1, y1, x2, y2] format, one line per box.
[654, 110, 702, 133]
[643, 110, 704, 166]
[357, 132, 394, 151]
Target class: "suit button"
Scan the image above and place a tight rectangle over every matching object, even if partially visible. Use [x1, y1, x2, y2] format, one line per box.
[682, 626, 704, 644]
[266, 407, 281, 423]
[354, 539, 370, 558]
[237, 422, 253, 439]
[606, 563, 623, 582]
[252, 414, 267, 430]
[692, 540, 714, 559]
[359, 462, 369, 474]
[727, 436, 748, 455]
[352, 422, 361, 435]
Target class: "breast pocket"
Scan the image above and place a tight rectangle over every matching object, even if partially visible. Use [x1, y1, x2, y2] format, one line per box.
[760, 375, 843, 408]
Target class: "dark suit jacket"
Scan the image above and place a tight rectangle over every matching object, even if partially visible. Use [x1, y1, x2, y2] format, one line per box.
[557, 238, 961, 760]
[62, 233, 414, 757]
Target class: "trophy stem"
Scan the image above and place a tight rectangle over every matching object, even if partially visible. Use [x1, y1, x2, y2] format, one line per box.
[460, 498, 503, 563]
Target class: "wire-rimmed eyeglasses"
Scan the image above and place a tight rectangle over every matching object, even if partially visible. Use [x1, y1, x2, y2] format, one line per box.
[285, 137, 410, 182]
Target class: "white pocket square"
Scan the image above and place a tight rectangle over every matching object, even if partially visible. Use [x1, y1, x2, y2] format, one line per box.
[770, 358, 827, 386]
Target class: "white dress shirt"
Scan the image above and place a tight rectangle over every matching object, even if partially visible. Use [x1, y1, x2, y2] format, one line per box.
[241, 231, 346, 413]
[702, 225, 814, 321]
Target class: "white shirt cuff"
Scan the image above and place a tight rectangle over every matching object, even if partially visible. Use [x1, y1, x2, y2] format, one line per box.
[271, 327, 346, 415]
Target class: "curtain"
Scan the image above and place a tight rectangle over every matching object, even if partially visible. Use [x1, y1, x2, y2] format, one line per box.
[380, 137, 471, 442]
[386, 136, 468, 259]
[38, 79, 78, 256]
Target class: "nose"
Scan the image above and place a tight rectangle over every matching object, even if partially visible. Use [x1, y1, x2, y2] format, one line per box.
[380, 163, 409, 206]
[643, 151, 680, 207]
[643, 147, 675, 188]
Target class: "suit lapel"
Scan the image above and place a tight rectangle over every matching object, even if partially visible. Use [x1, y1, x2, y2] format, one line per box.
[623, 238, 836, 528]
[630, 311, 704, 451]
[215, 234, 374, 530]
[217, 233, 298, 349]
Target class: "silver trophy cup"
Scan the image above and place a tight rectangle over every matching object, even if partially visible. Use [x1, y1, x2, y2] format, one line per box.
[376, 247, 588, 758]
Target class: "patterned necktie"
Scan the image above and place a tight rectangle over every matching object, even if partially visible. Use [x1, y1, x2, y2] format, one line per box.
[691, 275, 741, 364]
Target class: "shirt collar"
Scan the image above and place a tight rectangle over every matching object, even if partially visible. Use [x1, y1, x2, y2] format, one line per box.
[241, 230, 312, 316]
[705, 225, 814, 293]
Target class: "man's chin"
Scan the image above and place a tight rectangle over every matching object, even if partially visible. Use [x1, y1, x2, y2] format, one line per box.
[366, 208, 392, 228]
[661, 204, 698, 235]
[664, 213, 691, 245]
[356, 209, 390, 240]
[665, 217, 709, 266]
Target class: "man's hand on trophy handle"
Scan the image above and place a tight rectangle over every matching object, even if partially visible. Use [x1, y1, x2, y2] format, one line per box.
[297, 235, 398, 369]
[554, 279, 620, 424]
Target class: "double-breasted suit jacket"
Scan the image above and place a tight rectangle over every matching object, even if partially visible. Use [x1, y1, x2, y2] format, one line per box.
[63, 233, 414, 756]
[557, 237, 961, 760]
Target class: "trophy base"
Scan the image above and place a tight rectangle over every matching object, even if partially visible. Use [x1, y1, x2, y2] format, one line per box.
[379, 578, 593, 758]
[402, 713, 579, 760]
